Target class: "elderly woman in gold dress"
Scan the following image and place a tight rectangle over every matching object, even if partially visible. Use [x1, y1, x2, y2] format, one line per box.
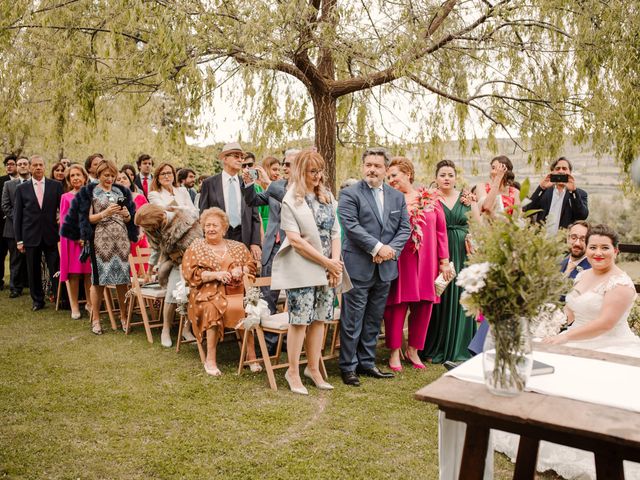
[182, 207, 259, 376]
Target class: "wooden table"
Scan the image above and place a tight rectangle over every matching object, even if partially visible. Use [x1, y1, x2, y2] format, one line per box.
[415, 345, 640, 480]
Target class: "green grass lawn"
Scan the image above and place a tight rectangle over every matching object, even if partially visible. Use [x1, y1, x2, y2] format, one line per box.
[0, 270, 554, 479]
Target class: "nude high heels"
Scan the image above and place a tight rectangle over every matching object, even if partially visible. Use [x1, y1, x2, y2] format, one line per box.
[284, 370, 308, 395]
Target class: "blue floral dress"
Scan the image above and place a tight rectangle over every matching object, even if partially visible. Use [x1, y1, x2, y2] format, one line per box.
[286, 194, 336, 325]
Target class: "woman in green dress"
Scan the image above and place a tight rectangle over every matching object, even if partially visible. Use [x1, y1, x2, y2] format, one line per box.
[421, 160, 481, 363]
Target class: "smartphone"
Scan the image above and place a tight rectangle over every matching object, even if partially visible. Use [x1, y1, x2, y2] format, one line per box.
[116, 197, 126, 208]
[550, 174, 569, 183]
[248, 168, 258, 181]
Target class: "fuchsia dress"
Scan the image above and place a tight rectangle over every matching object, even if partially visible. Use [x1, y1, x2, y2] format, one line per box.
[130, 194, 150, 272]
[59, 191, 92, 282]
[383, 192, 449, 350]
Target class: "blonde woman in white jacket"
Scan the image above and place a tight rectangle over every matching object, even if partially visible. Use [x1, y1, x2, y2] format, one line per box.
[272, 151, 348, 395]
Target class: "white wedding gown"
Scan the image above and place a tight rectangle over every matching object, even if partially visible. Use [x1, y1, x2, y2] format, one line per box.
[493, 272, 640, 480]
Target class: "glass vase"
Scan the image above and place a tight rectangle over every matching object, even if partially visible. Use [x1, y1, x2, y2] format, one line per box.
[482, 317, 533, 396]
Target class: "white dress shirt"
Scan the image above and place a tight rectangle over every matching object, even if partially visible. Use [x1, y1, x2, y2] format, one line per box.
[546, 186, 566, 236]
[369, 184, 385, 257]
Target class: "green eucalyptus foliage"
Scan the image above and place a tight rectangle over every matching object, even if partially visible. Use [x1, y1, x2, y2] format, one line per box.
[0, 1, 638, 187]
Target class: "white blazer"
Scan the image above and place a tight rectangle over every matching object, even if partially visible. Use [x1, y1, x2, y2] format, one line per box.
[271, 187, 343, 291]
[148, 186, 199, 220]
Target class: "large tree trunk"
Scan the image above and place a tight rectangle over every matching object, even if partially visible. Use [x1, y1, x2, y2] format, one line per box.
[311, 92, 337, 193]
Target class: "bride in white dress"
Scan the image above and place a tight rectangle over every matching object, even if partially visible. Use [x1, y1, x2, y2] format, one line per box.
[493, 224, 640, 480]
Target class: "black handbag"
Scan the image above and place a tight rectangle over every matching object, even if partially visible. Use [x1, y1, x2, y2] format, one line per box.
[79, 241, 91, 263]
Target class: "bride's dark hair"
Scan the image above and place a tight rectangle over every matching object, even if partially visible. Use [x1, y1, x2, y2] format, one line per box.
[586, 224, 619, 248]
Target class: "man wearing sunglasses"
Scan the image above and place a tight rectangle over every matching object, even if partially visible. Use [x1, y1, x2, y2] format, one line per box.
[242, 148, 300, 315]
[199, 142, 262, 260]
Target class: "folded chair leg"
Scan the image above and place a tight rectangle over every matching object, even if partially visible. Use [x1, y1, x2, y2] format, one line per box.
[138, 292, 154, 343]
[255, 328, 277, 391]
[237, 330, 249, 375]
[176, 314, 185, 353]
[104, 289, 118, 330]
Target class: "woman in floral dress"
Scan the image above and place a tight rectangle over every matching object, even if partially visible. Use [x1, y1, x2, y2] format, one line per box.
[271, 150, 345, 394]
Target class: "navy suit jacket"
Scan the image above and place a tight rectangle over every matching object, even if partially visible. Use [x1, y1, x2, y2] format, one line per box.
[13, 178, 62, 247]
[199, 173, 261, 247]
[560, 256, 591, 279]
[242, 179, 287, 266]
[524, 186, 588, 229]
[338, 180, 410, 282]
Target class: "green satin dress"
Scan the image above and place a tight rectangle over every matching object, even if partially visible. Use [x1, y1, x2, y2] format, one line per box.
[421, 193, 477, 363]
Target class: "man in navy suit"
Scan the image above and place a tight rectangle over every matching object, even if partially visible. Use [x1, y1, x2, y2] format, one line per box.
[337, 147, 411, 386]
[14, 155, 63, 310]
[199, 142, 261, 261]
[524, 157, 588, 235]
[0, 154, 18, 290]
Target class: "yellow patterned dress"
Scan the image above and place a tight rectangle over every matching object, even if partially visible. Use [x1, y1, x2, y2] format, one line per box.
[182, 238, 256, 342]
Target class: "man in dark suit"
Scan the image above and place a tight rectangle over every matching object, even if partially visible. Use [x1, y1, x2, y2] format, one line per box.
[199, 142, 262, 261]
[0, 155, 18, 289]
[241, 148, 299, 313]
[337, 147, 411, 386]
[134, 153, 154, 197]
[14, 155, 63, 310]
[2, 156, 30, 298]
[524, 157, 588, 235]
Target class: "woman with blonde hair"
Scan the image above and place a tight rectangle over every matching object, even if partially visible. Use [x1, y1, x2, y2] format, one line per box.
[271, 150, 348, 394]
[182, 207, 259, 376]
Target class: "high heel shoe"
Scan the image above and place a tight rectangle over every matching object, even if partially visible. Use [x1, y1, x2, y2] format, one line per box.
[249, 362, 263, 373]
[71, 311, 82, 320]
[284, 370, 308, 395]
[403, 351, 426, 369]
[303, 367, 334, 390]
[91, 320, 103, 335]
[160, 329, 172, 348]
[388, 362, 403, 373]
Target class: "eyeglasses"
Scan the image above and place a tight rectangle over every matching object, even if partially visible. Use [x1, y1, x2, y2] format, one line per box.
[5, 162, 16, 167]
[242, 162, 254, 169]
[568, 234, 586, 243]
[307, 169, 323, 177]
[159, 171, 174, 177]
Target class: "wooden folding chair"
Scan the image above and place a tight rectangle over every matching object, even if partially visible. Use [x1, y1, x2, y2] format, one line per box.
[176, 313, 206, 363]
[237, 276, 329, 391]
[321, 293, 342, 361]
[124, 252, 166, 343]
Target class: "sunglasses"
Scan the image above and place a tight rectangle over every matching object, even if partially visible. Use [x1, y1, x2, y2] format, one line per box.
[242, 162, 254, 168]
[282, 162, 291, 168]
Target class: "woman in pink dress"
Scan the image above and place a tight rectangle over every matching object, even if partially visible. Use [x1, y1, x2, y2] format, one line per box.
[59, 164, 93, 319]
[117, 171, 149, 262]
[383, 158, 453, 371]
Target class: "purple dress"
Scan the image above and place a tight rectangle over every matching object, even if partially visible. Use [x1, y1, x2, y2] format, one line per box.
[59, 191, 92, 282]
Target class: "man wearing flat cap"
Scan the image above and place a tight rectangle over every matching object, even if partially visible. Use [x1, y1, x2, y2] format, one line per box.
[199, 142, 262, 260]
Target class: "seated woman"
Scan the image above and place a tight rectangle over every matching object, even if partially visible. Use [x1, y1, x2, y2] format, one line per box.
[493, 224, 639, 480]
[181, 208, 259, 377]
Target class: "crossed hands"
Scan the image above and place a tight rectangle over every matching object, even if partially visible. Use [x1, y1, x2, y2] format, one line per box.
[325, 258, 344, 288]
[374, 245, 395, 264]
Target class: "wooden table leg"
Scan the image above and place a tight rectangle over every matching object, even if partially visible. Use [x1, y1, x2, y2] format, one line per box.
[459, 424, 490, 480]
[514, 436, 539, 480]
[595, 451, 624, 480]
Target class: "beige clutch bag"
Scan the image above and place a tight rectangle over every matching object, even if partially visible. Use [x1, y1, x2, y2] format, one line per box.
[434, 261, 455, 296]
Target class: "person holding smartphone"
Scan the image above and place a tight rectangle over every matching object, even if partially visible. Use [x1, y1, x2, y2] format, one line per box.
[524, 156, 589, 235]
